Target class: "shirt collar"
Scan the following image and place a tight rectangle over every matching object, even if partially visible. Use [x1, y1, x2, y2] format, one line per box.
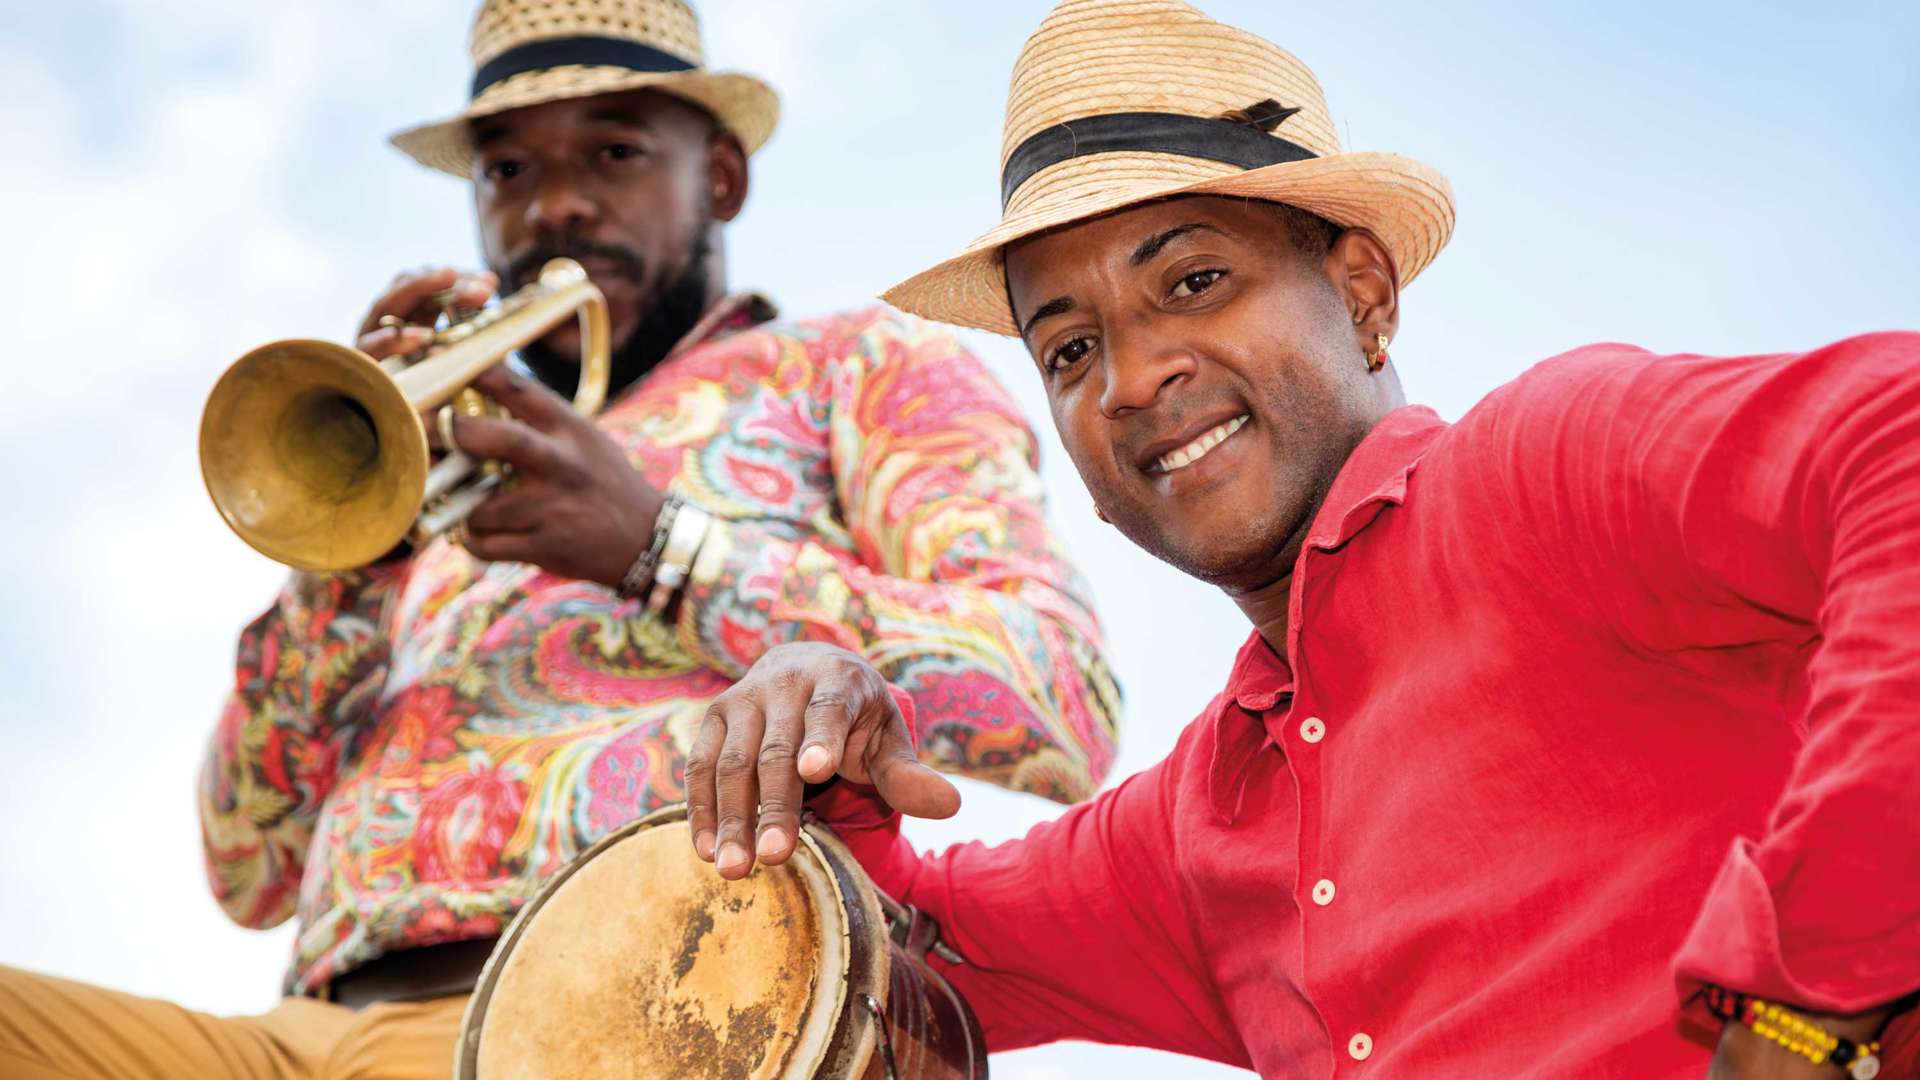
[1204, 405, 1449, 824]
[605, 293, 777, 408]
[1225, 627, 1292, 711]
[1302, 405, 1449, 554]
[1206, 630, 1292, 823]
[670, 292, 778, 357]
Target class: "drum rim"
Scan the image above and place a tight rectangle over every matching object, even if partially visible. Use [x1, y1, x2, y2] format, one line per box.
[453, 801, 892, 1080]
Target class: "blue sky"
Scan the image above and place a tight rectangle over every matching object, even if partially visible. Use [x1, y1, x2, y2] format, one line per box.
[0, 3, 1914, 1078]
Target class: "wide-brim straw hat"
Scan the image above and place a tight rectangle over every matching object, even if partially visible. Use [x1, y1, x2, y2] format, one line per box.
[390, 0, 778, 179]
[883, 0, 1455, 336]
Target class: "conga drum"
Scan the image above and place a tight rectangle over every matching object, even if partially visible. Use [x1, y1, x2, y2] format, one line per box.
[455, 803, 988, 1079]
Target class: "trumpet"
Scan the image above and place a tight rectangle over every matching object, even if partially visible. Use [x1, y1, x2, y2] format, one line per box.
[200, 258, 610, 572]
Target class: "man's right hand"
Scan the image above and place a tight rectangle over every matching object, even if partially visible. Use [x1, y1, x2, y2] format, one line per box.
[355, 267, 499, 361]
[685, 643, 961, 881]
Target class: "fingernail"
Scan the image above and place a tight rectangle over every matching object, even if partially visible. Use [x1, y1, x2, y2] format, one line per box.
[799, 746, 831, 776]
[756, 830, 784, 860]
[694, 831, 715, 860]
[716, 843, 748, 875]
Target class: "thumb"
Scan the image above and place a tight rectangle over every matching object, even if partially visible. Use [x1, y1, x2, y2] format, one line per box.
[865, 724, 961, 820]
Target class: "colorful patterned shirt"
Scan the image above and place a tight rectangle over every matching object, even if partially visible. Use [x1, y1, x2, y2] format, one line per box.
[199, 300, 1122, 994]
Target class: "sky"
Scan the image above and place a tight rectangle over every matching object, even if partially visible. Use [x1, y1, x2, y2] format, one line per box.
[0, 2, 1914, 1078]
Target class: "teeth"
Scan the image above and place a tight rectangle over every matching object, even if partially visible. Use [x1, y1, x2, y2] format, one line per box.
[1153, 414, 1248, 473]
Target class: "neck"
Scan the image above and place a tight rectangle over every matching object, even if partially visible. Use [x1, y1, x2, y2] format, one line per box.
[694, 225, 729, 318]
[1228, 571, 1294, 653]
[1219, 377, 1406, 652]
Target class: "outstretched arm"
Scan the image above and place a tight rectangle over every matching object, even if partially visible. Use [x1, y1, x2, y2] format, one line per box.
[684, 643, 1248, 1064]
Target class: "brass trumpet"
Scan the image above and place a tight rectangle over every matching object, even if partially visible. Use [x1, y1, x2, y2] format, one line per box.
[200, 258, 610, 571]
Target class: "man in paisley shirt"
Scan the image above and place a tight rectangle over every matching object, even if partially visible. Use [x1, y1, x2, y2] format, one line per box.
[0, 2, 1117, 1077]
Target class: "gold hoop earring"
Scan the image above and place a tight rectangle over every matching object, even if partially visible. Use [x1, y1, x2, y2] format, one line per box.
[1365, 332, 1389, 373]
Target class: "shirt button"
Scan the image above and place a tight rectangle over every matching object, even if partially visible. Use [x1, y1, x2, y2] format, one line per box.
[1299, 716, 1325, 743]
[1348, 1032, 1373, 1060]
[1312, 878, 1336, 906]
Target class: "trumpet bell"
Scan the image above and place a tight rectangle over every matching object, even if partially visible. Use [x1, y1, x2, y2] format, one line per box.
[200, 338, 429, 572]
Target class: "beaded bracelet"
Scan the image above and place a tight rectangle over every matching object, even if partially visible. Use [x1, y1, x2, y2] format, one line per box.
[1704, 986, 1883, 1079]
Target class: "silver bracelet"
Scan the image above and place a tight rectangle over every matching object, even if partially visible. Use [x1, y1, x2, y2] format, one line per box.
[646, 503, 713, 617]
[618, 495, 682, 599]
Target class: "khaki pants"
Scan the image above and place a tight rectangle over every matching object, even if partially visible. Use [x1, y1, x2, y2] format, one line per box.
[0, 965, 464, 1080]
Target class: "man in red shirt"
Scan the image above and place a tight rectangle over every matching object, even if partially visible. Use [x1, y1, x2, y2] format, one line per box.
[683, 1, 1918, 1076]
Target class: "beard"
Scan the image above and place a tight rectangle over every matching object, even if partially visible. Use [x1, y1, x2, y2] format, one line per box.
[509, 220, 715, 401]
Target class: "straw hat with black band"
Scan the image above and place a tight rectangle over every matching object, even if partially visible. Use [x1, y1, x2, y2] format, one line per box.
[391, 0, 778, 179]
[882, 0, 1456, 336]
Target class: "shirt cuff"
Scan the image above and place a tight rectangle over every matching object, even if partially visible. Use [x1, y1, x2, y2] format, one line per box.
[887, 681, 918, 742]
[1673, 837, 1919, 1013]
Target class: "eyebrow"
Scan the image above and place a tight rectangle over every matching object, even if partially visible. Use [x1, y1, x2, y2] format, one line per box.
[1130, 222, 1220, 267]
[1020, 295, 1076, 340]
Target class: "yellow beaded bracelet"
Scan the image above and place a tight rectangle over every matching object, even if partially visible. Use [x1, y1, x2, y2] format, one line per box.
[1703, 986, 1884, 1079]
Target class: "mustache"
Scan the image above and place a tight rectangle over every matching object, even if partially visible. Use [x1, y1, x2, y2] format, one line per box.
[506, 240, 646, 289]
[1112, 398, 1239, 461]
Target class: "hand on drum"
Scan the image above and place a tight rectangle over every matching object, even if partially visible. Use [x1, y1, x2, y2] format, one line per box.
[686, 643, 961, 880]
[354, 267, 667, 586]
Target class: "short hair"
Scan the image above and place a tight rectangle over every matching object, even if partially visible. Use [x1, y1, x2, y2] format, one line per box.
[1261, 199, 1343, 259]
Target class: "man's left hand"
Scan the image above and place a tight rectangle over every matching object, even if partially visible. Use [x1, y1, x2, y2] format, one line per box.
[443, 364, 664, 587]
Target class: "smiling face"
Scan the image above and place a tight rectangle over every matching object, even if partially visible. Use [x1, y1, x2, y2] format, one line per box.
[469, 88, 747, 395]
[1005, 195, 1403, 592]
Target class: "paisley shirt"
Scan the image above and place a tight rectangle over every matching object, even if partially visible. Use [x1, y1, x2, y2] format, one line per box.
[199, 300, 1122, 994]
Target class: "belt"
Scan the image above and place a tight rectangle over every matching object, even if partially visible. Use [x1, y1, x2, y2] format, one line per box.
[314, 938, 499, 1010]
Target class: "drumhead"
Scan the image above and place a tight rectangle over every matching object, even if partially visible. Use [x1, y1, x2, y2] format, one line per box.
[458, 807, 856, 1079]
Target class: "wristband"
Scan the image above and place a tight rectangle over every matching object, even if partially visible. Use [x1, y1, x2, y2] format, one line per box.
[1704, 987, 1883, 1078]
[618, 495, 681, 600]
[646, 502, 713, 616]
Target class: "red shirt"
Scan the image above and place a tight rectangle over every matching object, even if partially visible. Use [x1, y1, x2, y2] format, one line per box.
[815, 334, 1920, 1077]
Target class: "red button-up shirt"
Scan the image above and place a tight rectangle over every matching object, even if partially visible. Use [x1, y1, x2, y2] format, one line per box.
[816, 334, 1920, 1077]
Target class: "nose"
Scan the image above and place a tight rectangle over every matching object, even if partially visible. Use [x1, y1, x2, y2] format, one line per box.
[1099, 325, 1198, 418]
[522, 165, 599, 234]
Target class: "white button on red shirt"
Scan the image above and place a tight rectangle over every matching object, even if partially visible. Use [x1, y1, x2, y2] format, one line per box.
[1299, 716, 1326, 743]
[1348, 1032, 1373, 1060]
[1312, 878, 1336, 906]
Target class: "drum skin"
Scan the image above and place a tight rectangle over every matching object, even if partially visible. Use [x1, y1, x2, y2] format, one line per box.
[455, 804, 987, 1080]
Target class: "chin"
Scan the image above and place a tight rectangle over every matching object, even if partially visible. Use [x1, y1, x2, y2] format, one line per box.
[1121, 505, 1299, 590]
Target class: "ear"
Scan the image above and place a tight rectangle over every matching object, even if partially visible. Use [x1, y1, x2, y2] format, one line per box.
[707, 131, 750, 222]
[1324, 228, 1400, 353]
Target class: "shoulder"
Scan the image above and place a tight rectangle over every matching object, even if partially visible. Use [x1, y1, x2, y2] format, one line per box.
[776, 305, 1028, 414]
[763, 305, 975, 363]
[1450, 333, 1920, 450]
[1475, 333, 1918, 415]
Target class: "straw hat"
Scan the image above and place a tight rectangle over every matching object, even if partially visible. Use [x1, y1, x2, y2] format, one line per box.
[391, 0, 778, 179]
[883, 0, 1455, 336]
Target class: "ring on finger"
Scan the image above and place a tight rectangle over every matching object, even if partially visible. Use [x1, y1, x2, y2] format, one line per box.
[435, 405, 460, 454]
